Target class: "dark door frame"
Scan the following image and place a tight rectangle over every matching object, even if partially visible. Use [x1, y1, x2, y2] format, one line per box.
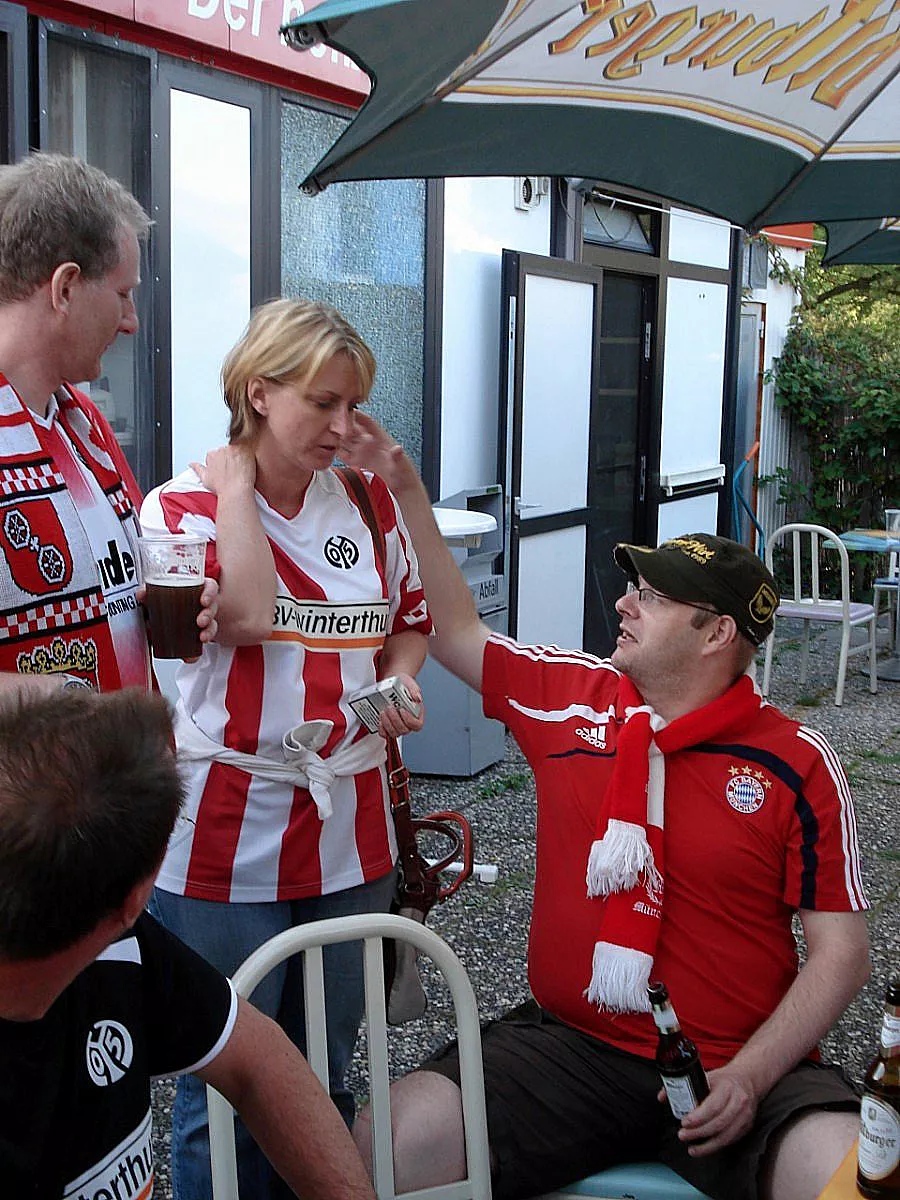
[558, 184, 738, 539]
[499, 250, 655, 648]
[0, 1, 29, 163]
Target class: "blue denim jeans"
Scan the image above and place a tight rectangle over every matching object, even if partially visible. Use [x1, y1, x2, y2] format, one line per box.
[150, 869, 397, 1200]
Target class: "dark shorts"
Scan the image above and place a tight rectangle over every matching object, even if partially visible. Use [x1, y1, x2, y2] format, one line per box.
[422, 1000, 859, 1200]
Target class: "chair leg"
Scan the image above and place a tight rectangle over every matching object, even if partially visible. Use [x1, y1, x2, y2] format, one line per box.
[835, 624, 850, 707]
[762, 632, 774, 696]
[800, 621, 810, 685]
[868, 616, 878, 694]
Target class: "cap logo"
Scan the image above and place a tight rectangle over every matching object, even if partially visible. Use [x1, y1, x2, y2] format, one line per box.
[749, 582, 778, 624]
[665, 536, 716, 564]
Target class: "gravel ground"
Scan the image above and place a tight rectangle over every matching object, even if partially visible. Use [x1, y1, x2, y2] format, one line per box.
[150, 620, 900, 1196]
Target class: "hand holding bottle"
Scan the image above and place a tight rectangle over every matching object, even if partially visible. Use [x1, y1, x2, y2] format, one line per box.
[672, 1066, 761, 1156]
[649, 980, 759, 1156]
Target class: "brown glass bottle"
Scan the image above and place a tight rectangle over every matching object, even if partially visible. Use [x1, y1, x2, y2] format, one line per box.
[648, 981, 710, 1120]
[858, 979, 900, 1198]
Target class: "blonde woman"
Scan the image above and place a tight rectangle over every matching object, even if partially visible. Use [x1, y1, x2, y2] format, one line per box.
[141, 299, 430, 1199]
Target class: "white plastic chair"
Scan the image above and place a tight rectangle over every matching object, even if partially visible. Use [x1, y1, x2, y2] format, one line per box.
[762, 523, 877, 707]
[206, 912, 492, 1200]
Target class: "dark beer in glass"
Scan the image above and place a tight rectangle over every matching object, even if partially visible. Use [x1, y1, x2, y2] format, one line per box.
[137, 536, 206, 660]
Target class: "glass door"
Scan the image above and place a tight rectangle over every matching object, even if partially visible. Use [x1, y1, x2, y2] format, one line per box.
[42, 31, 153, 487]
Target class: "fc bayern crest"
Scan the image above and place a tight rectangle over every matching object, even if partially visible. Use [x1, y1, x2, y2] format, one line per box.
[725, 770, 767, 814]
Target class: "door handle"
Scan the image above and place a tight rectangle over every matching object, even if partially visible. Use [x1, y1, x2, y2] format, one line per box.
[514, 497, 541, 515]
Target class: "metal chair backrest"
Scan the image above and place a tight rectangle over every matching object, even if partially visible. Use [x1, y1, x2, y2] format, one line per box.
[766, 523, 852, 617]
[207, 912, 492, 1200]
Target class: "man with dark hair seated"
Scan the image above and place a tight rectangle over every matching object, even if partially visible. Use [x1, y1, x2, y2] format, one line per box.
[0, 687, 375, 1200]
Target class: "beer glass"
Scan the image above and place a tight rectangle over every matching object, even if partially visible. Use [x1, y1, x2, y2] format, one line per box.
[137, 535, 207, 659]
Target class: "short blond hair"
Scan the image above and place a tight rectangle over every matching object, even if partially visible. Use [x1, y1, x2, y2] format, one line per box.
[222, 298, 377, 444]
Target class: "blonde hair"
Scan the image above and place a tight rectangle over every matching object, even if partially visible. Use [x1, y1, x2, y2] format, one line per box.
[222, 298, 377, 444]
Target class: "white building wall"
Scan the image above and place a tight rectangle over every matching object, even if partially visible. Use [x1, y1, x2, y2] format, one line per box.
[746, 245, 805, 540]
[439, 177, 550, 496]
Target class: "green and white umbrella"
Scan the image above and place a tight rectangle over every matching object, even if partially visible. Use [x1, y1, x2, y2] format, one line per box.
[821, 216, 900, 263]
[284, 0, 899, 231]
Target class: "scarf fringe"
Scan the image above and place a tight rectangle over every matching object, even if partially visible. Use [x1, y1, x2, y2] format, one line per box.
[586, 941, 653, 1013]
[586, 819, 654, 896]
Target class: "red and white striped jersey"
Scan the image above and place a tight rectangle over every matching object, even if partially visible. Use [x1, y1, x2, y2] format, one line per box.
[140, 466, 431, 902]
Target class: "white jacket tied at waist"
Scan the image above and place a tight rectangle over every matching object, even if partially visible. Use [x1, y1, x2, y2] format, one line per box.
[174, 700, 386, 820]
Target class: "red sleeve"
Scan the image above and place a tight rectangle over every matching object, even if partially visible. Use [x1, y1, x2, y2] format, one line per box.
[140, 481, 221, 582]
[482, 635, 619, 760]
[783, 726, 868, 912]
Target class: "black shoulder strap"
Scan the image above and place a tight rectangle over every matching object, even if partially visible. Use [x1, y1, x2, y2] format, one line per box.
[337, 466, 387, 576]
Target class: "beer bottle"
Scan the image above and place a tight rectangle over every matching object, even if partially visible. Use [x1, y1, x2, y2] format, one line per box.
[858, 979, 900, 1198]
[648, 981, 710, 1120]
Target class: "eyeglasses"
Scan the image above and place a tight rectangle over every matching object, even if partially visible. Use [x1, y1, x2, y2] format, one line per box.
[625, 581, 718, 618]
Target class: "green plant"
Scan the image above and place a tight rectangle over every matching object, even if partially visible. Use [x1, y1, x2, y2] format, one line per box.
[475, 770, 530, 801]
[770, 323, 899, 531]
[764, 234, 899, 558]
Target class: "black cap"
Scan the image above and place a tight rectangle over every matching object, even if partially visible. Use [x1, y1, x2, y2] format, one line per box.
[614, 533, 778, 646]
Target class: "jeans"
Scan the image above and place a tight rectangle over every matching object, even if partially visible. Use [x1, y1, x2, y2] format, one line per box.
[150, 868, 397, 1200]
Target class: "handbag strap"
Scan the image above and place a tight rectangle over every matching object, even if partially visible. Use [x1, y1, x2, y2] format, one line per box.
[336, 467, 431, 886]
[337, 466, 387, 575]
[336, 467, 469, 912]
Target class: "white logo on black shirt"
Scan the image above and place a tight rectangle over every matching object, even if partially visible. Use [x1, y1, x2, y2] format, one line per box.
[85, 1019, 133, 1086]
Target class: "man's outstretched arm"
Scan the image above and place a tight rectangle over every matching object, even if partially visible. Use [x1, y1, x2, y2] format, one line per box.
[343, 412, 490, 693]
[199, 998, 376, 1199]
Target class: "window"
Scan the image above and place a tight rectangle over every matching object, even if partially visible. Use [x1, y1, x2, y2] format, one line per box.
[0, 1, 28, 164]
[45, 37, 153, 487]
[743, 237, 769, 290]
[280, 102, 427, 468]
[583, 193, 657, 255]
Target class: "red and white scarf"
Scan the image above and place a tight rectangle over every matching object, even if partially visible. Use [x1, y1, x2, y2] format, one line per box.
[0, 376, 146, 691]
[586, 671, 763, 1013]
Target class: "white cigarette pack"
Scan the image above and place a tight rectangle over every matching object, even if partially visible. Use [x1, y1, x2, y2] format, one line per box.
[348, 676, 422, 733]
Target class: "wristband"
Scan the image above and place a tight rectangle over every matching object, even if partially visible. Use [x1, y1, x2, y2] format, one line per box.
[61, 673, 92, 691]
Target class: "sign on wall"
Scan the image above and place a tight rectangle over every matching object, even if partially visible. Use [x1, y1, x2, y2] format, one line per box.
[58, 0, 369, 96]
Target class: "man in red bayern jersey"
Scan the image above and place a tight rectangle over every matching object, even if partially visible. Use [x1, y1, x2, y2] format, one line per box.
[345, 414, 870, 1200]
[0, 153, 216, 697]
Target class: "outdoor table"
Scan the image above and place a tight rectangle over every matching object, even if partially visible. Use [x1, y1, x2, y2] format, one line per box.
[840, 529, 900, 683]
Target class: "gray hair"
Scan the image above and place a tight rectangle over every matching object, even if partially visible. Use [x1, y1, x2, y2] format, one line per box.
[0, 153, 151, 303]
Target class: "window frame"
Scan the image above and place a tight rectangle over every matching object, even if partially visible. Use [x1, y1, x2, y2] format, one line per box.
[0, 1, 29, 163]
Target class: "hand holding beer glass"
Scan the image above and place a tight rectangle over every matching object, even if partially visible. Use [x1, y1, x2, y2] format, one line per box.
[137, 535, 207, 659]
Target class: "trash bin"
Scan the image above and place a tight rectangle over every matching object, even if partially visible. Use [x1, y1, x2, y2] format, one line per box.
[402, 485, 507, 777]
